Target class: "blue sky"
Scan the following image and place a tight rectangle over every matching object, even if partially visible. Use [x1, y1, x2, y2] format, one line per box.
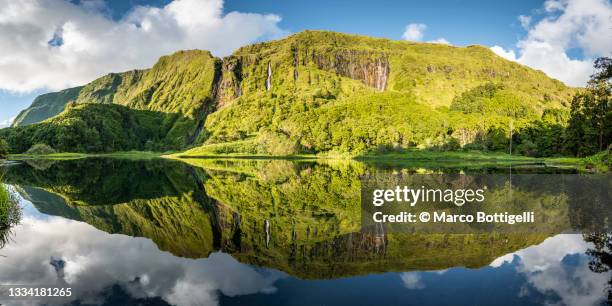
[95, 0, 538, 51]
[0, 0, 610, 126]
[225, 0, 536, 48]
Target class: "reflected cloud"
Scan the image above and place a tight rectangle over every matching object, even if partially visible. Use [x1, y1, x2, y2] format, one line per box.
[490, 234, 608, 306]
[0, 215, 285, 306]
[400, 272, 424, 289]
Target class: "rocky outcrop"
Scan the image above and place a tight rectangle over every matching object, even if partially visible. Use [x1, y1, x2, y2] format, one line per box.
[310, 49, 389, 91]
[214, 56, 243, 109]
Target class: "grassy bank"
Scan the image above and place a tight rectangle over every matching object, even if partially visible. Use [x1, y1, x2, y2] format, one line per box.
[172, 148, 610, 172]
[8, 150, 166, 161]
[355, 150, 536, 162]
[176, 148, 547, 163]
[5, 148, 608, 172]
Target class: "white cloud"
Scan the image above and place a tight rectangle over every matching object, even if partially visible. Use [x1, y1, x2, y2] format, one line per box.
[544, 0, 565, 12]
[490, 234, 608, 306]
[0, 212, 285, 306]
[427, 38, 450, 45]
[518, 15, 531, 29]
[402, 23, 427, 41]
[403, 23, 451, 45]
[491, 45, 518, 61]
[0, 116, 14, 128]
[490, 0, 612, 86]
[0, 0, 286, 92]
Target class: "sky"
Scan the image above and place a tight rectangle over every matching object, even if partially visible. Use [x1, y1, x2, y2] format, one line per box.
[0, 0, 610, 126]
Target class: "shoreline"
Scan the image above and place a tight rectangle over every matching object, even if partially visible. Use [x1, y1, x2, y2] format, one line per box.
[4, 149, 602, 172]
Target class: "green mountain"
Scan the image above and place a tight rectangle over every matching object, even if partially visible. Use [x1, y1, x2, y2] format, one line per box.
[2, 31, 575, 155]
[13, 50, 217, 127]
[12, 87, 83, 127]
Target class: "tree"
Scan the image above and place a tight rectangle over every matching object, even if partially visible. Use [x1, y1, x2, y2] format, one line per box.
[0, 139, 8, 159]
[583, 233, 612, 305]
[592, 57, 612, 83]
[566, 57, 612, 156]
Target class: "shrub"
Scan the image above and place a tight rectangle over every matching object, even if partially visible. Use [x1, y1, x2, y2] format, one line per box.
[26, 143, 57, 155]
[256, 130, 299, 155]
[0, 172, 22, 249]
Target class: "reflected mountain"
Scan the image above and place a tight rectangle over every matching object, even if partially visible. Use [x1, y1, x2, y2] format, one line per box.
[2, 157, 608, 279]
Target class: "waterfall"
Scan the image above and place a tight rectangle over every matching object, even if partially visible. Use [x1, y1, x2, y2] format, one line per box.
[264, 219, 270, 248]
[375, 58, 389, 91]
[266, 62, 272, 91]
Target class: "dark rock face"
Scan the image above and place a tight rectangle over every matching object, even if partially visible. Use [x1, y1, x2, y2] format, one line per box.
[215, 56, 243, 109]
[310, 49, 389, 91]
[210, 47, 391, 112]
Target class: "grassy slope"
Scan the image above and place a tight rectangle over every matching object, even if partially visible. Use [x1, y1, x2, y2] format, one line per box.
[74, 50, 219, 119]
[7, 50, 219, 153]
[13, 50, 218, 127]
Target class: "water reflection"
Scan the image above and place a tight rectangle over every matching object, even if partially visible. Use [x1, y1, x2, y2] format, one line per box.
[0, 157, 609, 305]
[584, 233, 612, 304]
[492, 234, 609, 306]
[0, 208, 282, 306]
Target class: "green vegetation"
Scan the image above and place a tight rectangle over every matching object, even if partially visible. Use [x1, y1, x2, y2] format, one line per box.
[12, 50, 218, 128]
[25, 143, 56, 155]
[10, 151, 164, 161]
[93, 151, 166, 159]
[0, 175, 21, 249]
[450, 82, 536, 118]
[1, 31, 608, 164]
[11, 152, 88, 160]
[11, 87, 82, 127]
[0, 139, 8, 159]
[178, 138, 260, 156]
[358, 150, 535, 161]
[71, 50, 218, 121]
[582, 150, 611, 172]
[0, 103, 198, 153]
[565, 57, 611, 157]
[200, 31, 574, 156]
[5, 50, 219, 153]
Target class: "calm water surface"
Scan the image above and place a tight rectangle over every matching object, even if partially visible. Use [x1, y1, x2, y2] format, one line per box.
[0, 157, 609, 306]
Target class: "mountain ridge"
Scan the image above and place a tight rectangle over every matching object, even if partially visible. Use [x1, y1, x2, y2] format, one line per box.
[12, 30, 575, 128]
[2, 30, 577, 155]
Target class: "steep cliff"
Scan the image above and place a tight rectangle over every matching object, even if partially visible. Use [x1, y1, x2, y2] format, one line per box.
[12, 87, 83, 127]
[14, 50, 218, 126]
[4, 51, 219, 151]
[196, 31, 575, 155]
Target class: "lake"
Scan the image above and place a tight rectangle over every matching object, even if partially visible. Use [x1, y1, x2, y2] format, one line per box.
[0, 157, 610, 306]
